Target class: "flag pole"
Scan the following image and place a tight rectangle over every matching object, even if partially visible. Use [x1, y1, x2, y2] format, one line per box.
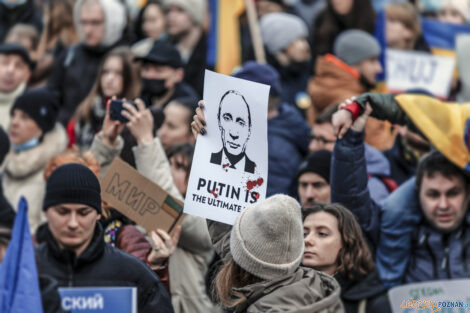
[244, 0, 266, 64]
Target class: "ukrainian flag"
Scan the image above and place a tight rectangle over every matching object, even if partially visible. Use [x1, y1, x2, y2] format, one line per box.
[421, 18, 470, 58]
[207, 0, 245, 75]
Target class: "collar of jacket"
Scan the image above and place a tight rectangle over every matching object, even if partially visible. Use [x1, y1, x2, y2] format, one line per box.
[335, 270, 386, 301]
[323, 54, 360, 80]
[45, 222, 105, 268]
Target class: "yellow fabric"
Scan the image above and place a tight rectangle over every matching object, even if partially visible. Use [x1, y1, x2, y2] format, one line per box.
[396, 94, 470, 169]
[216, 0, 245, 74]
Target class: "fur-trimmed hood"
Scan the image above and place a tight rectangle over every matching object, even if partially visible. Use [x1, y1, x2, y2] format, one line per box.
[74, 0, 126, 47]
[4, 123, 68, 179]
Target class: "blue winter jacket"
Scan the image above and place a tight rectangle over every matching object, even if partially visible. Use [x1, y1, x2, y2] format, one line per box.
[331, 130, 470, 287]
[267, 103, 310, 196]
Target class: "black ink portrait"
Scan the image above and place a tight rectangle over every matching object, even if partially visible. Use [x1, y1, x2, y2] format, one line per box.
[210, 90, 255, 173]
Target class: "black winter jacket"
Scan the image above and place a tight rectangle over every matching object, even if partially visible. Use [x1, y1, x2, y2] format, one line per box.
[36, 223, 174, 313]
[48, 43, 123, 125]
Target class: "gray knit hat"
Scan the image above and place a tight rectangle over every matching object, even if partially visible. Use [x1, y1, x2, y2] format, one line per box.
[164, 0, 206, 25]
[260, 12, 309, 54]
[230, 194, 304, 280]
[334, 30, 381, 65]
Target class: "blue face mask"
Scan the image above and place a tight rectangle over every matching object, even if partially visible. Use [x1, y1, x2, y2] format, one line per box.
[12, 136, 39, 152]
[421, 0, 441, 12]
[1, 0, 27, 8]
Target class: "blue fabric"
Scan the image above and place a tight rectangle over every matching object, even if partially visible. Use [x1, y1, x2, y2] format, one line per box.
[267, 103, 310, 197]
[377, 178, 421, 289]
[0, 197, 43, 313]
[365, 144, 392, 206]
[330, 130, 381, 248]
[332, 131, 470, 288]
[11, 136, 39, 152]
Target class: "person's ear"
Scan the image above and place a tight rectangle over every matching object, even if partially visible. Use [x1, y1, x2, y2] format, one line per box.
[174, 68, 184, 83]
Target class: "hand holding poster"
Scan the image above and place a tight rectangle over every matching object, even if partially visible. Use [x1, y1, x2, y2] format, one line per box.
[184, 70, 270, 225]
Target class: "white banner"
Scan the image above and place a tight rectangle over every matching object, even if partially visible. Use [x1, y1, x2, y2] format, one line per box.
[386, 49, 456, 98]
[389, 279, 470, 313]
[184, 70, 270, 225]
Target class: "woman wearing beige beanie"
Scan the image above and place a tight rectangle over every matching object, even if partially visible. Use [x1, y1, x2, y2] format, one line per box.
[207, 194, 344, 313]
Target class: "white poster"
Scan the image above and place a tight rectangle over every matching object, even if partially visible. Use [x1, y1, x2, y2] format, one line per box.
[184, 70, 270, 225]
[388, 279, 470, 313]
[386, 49, 456, 99]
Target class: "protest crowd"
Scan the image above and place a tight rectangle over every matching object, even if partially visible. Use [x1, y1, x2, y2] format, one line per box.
[2, 0, 470, 312]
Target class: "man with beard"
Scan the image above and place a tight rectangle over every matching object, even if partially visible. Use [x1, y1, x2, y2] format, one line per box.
[260, 12, 312, 113]
[135, 40, 198, 127]
[164, 0, 206, 97]
[308, 29, 395, 151]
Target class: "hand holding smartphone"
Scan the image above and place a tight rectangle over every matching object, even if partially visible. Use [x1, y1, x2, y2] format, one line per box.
[109, 99, 138, 123]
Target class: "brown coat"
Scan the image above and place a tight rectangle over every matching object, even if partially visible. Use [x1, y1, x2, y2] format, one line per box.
[308, 54, 396, 151]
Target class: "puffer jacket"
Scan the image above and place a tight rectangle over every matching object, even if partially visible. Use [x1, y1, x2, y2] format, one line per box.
[207, 221, 344, 313]
[2, 124, 68, 233]
[91, 134, 217, 313]
[36, 223, 173, 313]
[308, 55, 396, 151]
[331, 130, 470, 288]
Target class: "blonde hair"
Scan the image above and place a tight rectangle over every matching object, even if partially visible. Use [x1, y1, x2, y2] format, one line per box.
[5, 24, 40, 52]
[386, 2, 421, 38]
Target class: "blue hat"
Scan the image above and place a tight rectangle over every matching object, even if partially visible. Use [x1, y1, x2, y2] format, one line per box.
[233, 61, 281, 97]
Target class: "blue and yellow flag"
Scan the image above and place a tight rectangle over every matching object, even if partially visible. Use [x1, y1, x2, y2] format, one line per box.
[207, 0, 245, 74]
[396, 94, 470, 171]
[0, 197, 43, 313]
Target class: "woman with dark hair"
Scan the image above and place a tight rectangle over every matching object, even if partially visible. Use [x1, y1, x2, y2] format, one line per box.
[157, 97, 196, 150]
[210, 195, 344, 312]
[67, 46, 140, 149]
[312, 0, 375, 58]
[302, 203, 391, 313]
[166, 143, 194, 197]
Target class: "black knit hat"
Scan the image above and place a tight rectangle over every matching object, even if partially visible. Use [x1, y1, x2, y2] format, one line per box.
[0, 43, 35, 70]
[43, 164, 102, 213]
[297, 150, 332, 184]
[10, 87, 59, 134]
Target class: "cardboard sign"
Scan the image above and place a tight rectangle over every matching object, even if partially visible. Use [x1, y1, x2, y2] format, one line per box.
[101, 157, 184, 234]
[388, 279, 470, 313]
[386, 49, 456, 98]
[59, 287, 137, 313]
[184, 70, 270, 225]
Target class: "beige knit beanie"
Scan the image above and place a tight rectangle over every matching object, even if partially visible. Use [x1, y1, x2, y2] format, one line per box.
[440, 0, 469, 21]
[164, 0, 206, 25]
[230, 194, 304, 280]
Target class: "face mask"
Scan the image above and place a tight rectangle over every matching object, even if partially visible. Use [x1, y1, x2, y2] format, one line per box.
[12, 136, 39, 152]
[1, 0, 27, 8]
[285, 60, 310, 75]
[142, 78, 168, 98]
[421, 0, 441, 12]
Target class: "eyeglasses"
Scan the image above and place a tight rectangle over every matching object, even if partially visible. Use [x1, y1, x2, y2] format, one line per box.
[308, 134, 336, 145]
[79, 19, 104, 27]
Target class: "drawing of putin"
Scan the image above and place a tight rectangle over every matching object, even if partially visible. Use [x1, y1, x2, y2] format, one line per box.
[210, 90, 255, 173]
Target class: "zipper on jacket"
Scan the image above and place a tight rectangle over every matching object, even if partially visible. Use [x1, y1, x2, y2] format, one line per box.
[441, 235, 451, 279]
